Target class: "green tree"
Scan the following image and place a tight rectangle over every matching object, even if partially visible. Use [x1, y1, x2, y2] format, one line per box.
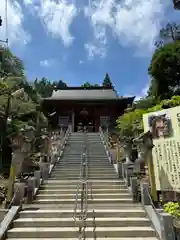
[0, 48, 24, 76]
[81, 82, 91, 88]
[155, 23, 180, 48]
[160, 23, 180, 42]
[117, 96, 180, 138]
[148, 41, 180, 100]
[134, 96, 158, 110]
[34, 77, 54, 98]
[81, 82, 100, 88]
[56, 80, 67, 89]
[93, 84, 100, 87]
[102, 73, 113, 88]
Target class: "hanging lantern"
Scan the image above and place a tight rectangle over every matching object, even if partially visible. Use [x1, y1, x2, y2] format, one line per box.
[80, 108, 88, 115]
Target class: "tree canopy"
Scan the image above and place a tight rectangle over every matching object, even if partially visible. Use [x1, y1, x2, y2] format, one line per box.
[34, 78, 55, 98]
[56, 80, 67, 89]
[117, 96, 180, 138]
[0, 48, 48, 136]
[117, 22, 180, 139]
[102, 73, 113, 88]
[155, 23, 180, 48]
[148, 41, 180, 100]
[80, 73, 114, 89]
[0, 47, 25, 77]
[81, 82, 100, 88]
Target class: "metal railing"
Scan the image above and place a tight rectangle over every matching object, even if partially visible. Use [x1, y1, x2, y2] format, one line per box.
[90, 181, 96, 240]
[73, 133, 89, 240]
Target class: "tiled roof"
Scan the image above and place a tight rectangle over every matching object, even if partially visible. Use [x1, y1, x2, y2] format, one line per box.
[48, 89, 119, 100]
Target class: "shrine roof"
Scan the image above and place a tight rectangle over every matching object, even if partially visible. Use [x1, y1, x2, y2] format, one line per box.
[43, 87, 135, 102]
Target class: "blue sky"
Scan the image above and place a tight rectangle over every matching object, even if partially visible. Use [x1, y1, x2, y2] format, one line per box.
[0, 0, 179, 99]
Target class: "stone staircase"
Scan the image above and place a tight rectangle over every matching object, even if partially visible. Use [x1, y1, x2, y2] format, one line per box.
[6, 132, 159, 239]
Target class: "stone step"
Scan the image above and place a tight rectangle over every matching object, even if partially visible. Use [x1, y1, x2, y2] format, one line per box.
[50, 173, 116, 178]
[50, 173, 116, 177]
[33, 198, 132, 204]
[13, 217, 151, 228]
[6, 238, 159, 240]
[52, 169, 114, 173]
[61, 156, 108, 162]
[7, 226, 157, 238]
[38, 188, 129, 194]
[51, 172, 117, 179]
[57, 164, 111, 167]
[25, 202, 138, 209]
[35, 193, 131, 200]
[53, 168, 114, 171]
[57, 161, 109, 165]
[60, 159, 108, 162]
[49, 176, 118, 180]
[22, 203, 144, 210]
[41, 184, 127, 190]
[58, 160, 109, 163]
[57, 163, 110, 166]
[43, 179, 125, 184]
[53, 169, 114, 173]
[52, 170, 114, 173]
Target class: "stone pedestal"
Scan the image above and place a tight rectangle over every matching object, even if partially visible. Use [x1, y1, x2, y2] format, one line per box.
[34, 170, 41, 188]
[40, 162, 50, 180]
[11, 151, 27, 176]
[117, 162, 123, 179]
[14, 182, 26, 205]
[27, 177, 36, 203]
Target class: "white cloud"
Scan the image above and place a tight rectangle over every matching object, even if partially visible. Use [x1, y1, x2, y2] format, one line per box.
[0, 0, 31, 46]
[84, 43, 106, 59]
[84, 0, 168, 57]
[84, 0, 115, 58]
[79, 60, 84, 64]
[24, 0, 77, 47]
[135, 83, 150, 100]
[24, 0, 32, 5]
[40, 59, 54, 67]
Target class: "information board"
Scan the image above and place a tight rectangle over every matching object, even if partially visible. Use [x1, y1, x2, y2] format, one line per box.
[143, 106, 180, 191]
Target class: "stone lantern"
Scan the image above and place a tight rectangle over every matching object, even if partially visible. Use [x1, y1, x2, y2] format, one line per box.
[134, 131, 157, 201]
[120, 136, 134, 165]
[133, 133, 146, 174]
[19, 125, 36, 174]
[10, 131, 26, 176]
[134, 131, 153, 161]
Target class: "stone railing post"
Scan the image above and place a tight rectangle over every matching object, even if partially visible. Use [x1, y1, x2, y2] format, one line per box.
[13, 182, 26, 205]
[140, 182, 175, 240]
[27, 176, 36, 203]
[125, 165, 134, 186]
[159, 213, 175, 240]
[140, 182, 151, 205]
[34, 170, 41, 188]
[117, 162, 123, 179]
[130, 176, 139, 202]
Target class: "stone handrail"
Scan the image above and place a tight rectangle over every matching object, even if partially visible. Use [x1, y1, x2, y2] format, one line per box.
[0, 206, 20, 240]
[141, 182, 175, 240]
[118, 161, 175, 240]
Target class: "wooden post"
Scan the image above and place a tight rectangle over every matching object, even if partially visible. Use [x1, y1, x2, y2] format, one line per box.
[147, 150, 157, 201]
